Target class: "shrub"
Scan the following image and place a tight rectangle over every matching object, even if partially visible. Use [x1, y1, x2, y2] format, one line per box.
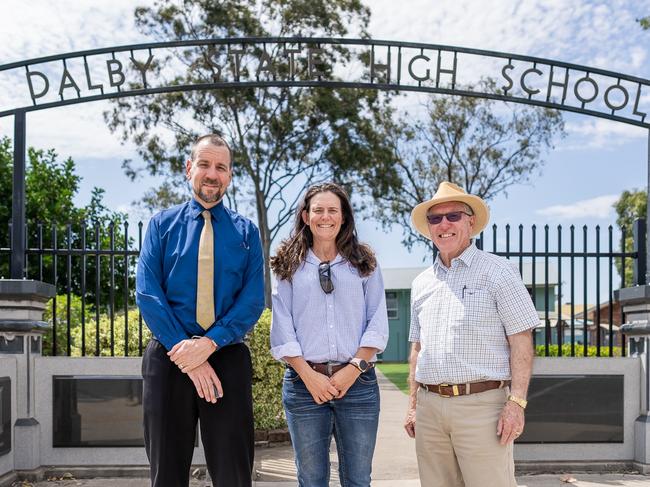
[248, 308, 286, 430]
[43, 295, 151, 356]
[535, 344, 622, 357]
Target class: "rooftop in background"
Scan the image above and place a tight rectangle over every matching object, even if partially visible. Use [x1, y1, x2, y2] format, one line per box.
[382, 261, 559, 290]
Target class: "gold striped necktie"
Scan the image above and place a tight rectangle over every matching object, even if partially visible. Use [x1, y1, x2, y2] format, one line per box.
[196, 210, 215, 330]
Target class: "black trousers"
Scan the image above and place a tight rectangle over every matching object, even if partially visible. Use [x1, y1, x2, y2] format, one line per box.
[142, 339, 254, 487]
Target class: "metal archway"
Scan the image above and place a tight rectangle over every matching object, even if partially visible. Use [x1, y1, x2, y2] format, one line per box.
[2, 37, 649, 278]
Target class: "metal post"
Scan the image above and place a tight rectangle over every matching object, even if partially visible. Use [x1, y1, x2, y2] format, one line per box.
[11, 110, 26, 279]
[646, 129, 650, 284]
[635, 219, 648, 286]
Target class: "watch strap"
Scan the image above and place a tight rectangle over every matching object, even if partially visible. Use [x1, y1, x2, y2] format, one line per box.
[507, 394, 528, 409]
[349, 358, 374, 373]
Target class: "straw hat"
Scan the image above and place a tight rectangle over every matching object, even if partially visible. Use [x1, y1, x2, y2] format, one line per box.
[410, 182, 490, 240]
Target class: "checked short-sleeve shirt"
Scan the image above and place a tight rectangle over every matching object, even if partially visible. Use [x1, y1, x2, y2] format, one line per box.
[409, 243, 539, 384]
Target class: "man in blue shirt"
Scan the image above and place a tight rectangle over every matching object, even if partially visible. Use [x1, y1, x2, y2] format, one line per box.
[136, 134, 265, 487]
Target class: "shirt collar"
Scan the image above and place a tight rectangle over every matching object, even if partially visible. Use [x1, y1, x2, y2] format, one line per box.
[190, 198, 224, 221]
[305, 248, 344, 266]
[433, 242, 477, 271]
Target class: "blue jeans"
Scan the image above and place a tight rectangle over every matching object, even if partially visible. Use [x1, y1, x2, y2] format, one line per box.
[282, 367, 380, 487]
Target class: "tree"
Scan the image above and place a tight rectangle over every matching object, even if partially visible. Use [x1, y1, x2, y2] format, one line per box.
[0, 137, 131, 322]
[639, 16, 650, 29]
[354, 80, 566, 253]
[0, 137, 81, 243]
[104, 0, 396, 305]
[614, 189, 647, 286]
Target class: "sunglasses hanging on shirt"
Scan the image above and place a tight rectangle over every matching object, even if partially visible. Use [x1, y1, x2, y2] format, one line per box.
[318, 261, 334, 294]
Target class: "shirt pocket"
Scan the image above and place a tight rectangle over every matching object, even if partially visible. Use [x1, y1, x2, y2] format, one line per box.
[461, 288, 505, 342]
[220, 243, 248, 282]
[462, 288, 497, 323]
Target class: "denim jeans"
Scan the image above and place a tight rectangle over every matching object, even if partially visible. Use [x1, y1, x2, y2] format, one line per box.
[282, 367, 380, 487]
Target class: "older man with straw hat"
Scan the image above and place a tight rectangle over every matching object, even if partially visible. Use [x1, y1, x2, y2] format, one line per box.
[403, 182, 538, 487]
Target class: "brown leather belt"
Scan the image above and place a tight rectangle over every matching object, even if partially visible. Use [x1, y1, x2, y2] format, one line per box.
[306, 361, 348, 377]
[420, 380, 510, 398]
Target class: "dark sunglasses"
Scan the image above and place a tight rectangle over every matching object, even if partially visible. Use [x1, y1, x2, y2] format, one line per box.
[318, 261, 334, 294]
[426, 211, 472, 225]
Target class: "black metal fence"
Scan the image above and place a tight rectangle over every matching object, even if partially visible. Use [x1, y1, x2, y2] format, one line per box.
[0, 219, 644, 358]
[1, 221, 143, 356]
[473, 220, 643, 358]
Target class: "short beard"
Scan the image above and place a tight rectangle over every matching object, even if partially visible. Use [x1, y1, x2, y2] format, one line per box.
[194, 182, 224, 203]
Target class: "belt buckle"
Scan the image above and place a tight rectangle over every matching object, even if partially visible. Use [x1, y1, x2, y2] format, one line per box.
[327, 362, 333, 376]
[439, 383, 460, 398]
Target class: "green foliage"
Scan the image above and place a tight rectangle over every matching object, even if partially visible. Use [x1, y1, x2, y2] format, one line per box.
[355, 80, 566, 252]
[42, 295, 151, 356]
[0, 136, 133, 308]
[535, 344, 622, 357]
[0, 137, 81, 252]
[248, 309, 286, 430]
[613, 189, 647, 285]
[639, 16, 650, 29]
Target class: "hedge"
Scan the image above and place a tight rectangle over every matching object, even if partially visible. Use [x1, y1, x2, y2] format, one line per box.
[247, 308, 286, 430]
[535, 344, 622, 357]
[43, 295, 151, 356]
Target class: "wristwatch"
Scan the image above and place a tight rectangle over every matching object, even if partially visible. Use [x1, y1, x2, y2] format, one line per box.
[192, 335, 218, 350]
[507, 394, 528, 409]
[348, 358, 373, 373]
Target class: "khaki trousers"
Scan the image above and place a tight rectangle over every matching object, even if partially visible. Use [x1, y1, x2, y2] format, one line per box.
[415, 386, 516, 487]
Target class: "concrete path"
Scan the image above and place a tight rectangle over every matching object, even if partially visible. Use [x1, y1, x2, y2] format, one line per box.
[21, 475, 650, 486]
[253, 369, 418, 483]
[24, 369, 650, 486]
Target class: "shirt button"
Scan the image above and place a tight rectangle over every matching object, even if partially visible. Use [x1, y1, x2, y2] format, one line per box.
[330, 325, 333, 328]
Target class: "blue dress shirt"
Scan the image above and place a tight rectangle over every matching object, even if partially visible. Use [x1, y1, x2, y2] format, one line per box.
[136, 199, 265, 350]
[270, 250, 389, 363]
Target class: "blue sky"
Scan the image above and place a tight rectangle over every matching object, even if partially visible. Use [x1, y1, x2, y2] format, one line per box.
[0, 0, 649, 276]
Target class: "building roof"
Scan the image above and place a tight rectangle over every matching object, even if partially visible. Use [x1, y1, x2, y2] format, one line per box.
[382, 261, 558, 290]
[381, 267, 430, 290]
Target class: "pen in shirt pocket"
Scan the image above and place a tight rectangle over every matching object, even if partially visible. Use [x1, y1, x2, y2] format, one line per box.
[462, 285, 467, 299]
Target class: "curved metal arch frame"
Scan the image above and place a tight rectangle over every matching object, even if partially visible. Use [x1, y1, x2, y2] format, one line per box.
[1, 37, 649, 127]
[2, 37, 650, 282]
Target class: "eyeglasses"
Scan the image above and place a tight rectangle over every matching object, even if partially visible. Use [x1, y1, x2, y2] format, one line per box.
[426, 211, 472, 225]
[318, 261, 334, 294]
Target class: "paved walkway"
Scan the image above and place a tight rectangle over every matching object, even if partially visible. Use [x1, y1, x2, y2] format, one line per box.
[19, 476, 650, 486]
[24, 370, 650, 486]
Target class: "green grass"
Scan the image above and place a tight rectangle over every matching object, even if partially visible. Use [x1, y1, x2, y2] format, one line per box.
[377, 363, 410, 394]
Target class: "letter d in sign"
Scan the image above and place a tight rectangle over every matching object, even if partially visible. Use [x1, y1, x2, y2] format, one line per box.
[26, 70, 49, 100]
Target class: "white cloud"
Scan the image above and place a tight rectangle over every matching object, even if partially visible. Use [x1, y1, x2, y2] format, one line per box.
[366, 0, 650, 148]
[562, 118, 647, 149]
[367, 0, 650, 77]
[536, 194, 619, 220]
[0, 1, 152, 63]
[0, 1, 150, 163]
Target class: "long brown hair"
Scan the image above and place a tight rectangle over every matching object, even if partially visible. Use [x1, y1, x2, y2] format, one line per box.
[270, 183, 377, 281]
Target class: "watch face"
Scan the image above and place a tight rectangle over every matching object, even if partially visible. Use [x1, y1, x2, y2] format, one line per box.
[358, 359, 369, 372]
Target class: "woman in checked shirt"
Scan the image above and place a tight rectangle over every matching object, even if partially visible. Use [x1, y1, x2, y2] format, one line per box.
[270, 182, 389, 487]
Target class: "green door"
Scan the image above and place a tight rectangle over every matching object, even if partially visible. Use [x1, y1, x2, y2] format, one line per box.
[379, 290, 410, 362]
